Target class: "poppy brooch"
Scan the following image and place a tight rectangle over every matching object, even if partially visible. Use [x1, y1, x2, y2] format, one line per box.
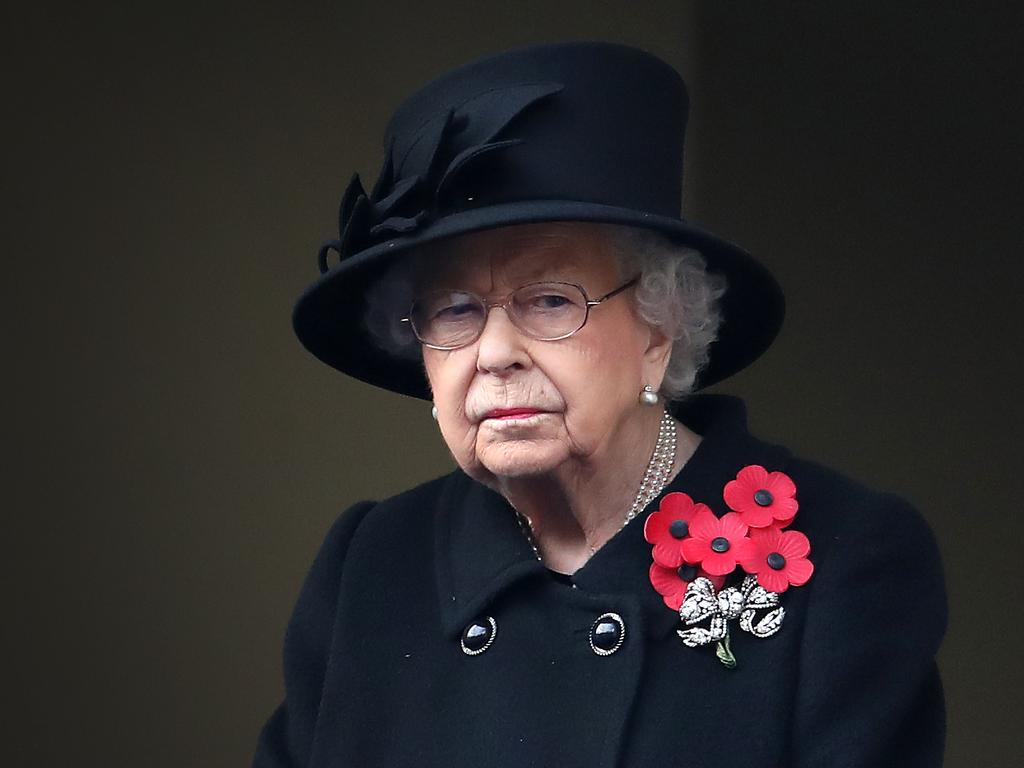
[643, 465, 814, 668]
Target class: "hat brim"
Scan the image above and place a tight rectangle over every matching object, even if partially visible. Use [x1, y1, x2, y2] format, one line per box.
[292, 199, 784, 400]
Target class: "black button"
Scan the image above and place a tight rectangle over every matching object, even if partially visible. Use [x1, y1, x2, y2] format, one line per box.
[669, 519, 689, 539]
[461, 616, 497, 655]
[590, 612, 626, 656]
[767, 552, 787, 570]
[711, 536, 730, 553]
[754, 489, 774, 507]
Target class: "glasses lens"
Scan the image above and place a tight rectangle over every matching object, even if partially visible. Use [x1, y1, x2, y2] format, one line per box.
[510, 282, 588, 340]
[409, 290, 485, 348]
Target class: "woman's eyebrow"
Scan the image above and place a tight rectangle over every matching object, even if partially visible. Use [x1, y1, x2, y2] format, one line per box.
[494, 259, 585, 286]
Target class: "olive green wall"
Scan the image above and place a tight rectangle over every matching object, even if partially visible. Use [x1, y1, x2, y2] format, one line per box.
[6, 1, 1021, 765]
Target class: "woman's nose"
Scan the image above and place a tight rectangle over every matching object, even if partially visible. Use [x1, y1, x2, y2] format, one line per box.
[475, 305, 531, 375]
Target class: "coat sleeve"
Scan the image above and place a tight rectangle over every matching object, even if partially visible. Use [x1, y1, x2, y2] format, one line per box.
[792, 493, 947, 767]
[252, 501, 376, 768]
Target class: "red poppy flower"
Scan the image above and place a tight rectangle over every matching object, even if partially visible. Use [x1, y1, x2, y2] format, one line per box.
[680, 509, 753, 576]
[643, 492, 711, 568]
[649, 562, 726, 611]
[723, 465, 799, 528]
[739, 526, 814, 593]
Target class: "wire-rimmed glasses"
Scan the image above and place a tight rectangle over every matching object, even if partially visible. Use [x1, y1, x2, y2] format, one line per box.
[401, 278, 638, 350]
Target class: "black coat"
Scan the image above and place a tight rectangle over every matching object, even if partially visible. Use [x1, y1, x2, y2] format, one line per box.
[253, 395, 946, 767]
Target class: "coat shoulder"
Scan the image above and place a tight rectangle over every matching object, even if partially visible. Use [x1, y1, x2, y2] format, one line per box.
[321, 471, 469, 570]
[349, 470, 459, 537]
[779, 451, 939, 552]
[772, 448, 946, 642]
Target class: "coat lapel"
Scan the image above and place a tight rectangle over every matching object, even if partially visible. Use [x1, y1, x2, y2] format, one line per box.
[434, 471, 546, 637]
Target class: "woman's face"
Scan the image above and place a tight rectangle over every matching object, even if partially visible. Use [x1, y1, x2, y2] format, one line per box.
[419, 222, 671, 484]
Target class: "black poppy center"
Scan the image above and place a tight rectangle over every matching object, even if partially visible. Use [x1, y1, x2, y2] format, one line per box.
[677, 564, 698, 582]
[710, 536, 730, 553]
[767, 552, 787, 570]
[669, 519, 689, 539]
[754, 489, 774, 507]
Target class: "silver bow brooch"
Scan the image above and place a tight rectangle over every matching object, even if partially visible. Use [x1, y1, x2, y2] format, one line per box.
[677, 575, 785, 668]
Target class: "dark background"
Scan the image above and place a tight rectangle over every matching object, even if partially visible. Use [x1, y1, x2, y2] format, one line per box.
[7, 1, 1022, 765]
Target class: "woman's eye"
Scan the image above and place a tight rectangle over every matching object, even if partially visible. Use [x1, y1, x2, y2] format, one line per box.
[531, 294, 572, 310]
[435, 301, 480, 320]
[536, 295, 567, 309]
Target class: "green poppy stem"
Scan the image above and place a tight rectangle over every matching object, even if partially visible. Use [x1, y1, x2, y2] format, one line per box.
[715, 634, 737, 669]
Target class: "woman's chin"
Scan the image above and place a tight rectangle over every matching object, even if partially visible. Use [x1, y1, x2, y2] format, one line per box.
[476, 440, 570, 479]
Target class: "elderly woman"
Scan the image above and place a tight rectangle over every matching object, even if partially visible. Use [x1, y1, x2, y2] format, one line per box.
[254, 43, 945, 767]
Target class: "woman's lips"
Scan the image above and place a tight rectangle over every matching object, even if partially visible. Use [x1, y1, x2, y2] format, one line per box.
[483, 408, 545, 421]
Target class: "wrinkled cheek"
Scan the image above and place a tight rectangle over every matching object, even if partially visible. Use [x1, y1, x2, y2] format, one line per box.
[422, 348, 471, 393]
[439, 421, 480, 470]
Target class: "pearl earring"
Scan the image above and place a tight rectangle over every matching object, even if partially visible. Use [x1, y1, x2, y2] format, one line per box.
[431, 404, 439, 421]
[639, 385, 659, 406]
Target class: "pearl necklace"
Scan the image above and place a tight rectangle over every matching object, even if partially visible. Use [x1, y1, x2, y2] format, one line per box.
[515, 409, 678, 562]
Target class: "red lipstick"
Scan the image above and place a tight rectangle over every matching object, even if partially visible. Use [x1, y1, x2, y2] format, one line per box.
[484, 408, 543, 420]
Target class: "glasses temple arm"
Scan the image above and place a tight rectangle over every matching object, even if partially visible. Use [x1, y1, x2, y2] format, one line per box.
[587, 276, 640, 306]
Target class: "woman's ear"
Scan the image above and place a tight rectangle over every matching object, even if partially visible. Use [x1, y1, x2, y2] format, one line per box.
[641, 324, 674, 390]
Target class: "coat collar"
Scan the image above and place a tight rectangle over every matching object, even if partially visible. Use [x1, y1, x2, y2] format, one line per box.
[434, 394, 792, 638]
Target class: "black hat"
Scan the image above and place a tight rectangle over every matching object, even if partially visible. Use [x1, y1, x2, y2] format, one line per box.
[293, 41, 784, 399]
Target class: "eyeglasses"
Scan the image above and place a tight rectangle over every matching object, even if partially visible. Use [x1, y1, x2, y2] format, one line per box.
[402, 278, 638, 350]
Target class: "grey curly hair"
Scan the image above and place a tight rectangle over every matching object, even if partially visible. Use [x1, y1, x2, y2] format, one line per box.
[363, 223, 727, 400]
